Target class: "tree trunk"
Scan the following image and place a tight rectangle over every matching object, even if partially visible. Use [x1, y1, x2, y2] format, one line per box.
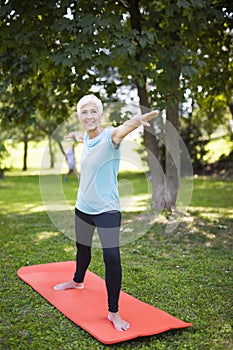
[22, 134, 28, 171]
[127, 1, 165, 212]
[137, 83, 165, 212]
[228, 103, 233, 141]
[49, 137, 55, 168]
[165, 104, 180, 210]
[54, 137, 66, 157]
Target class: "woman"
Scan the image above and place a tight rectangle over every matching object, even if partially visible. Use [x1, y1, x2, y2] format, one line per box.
[64, 143, 80, 181]
[54, 94, 158, 331]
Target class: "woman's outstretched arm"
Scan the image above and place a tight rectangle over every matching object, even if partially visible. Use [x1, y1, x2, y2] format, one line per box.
[111, 110, 159, 146]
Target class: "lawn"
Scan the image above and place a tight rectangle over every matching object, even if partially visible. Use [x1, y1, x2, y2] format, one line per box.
[0, 170, 232, 349]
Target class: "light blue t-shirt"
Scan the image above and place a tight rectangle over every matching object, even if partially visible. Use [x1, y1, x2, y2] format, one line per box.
[75, 126, 121, 214]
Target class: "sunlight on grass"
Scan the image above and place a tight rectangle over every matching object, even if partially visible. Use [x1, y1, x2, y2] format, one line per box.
[64, 246, 75, 253]
[22, 203, 45, 212]
[121, 194, 150, 212]
[203, 232, 216, 239]
[1, 172, 233, 349]
[36, 231, 60, 241]
[189, 206, 233, 219]
[118, 173, 151, 212]
[2, 203, 47, 215]
[29, 205, 49, 213]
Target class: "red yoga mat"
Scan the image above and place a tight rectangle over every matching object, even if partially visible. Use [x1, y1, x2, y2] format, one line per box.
[17, 261, 192, 344]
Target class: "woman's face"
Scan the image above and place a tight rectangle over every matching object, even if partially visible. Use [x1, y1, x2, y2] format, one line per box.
[78, 103, 102, 132]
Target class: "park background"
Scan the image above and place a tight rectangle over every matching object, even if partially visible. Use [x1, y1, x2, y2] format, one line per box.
[1, 1, 232, 349]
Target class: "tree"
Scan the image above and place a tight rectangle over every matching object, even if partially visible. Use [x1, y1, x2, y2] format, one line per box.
[0, 138, 8, 178]
[179, 1, 233, 169]
[1, 0, 231, 210]
[196, 1, 233, 118]
[97, 0, 231, 209]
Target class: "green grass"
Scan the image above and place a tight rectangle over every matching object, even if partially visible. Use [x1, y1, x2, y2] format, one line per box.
[0, 171, 232, 349]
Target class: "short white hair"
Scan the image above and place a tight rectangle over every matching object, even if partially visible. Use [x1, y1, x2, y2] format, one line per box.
[76, 94, 103, 116]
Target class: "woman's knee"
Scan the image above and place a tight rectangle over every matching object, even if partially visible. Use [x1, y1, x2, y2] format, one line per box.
[103, 248, 121, 266]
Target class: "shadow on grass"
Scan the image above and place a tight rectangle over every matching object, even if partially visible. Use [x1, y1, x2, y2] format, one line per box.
[1, 173, 233, 349]
[1, 207, 232, 349]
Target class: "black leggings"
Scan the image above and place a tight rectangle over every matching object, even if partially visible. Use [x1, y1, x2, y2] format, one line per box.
[73, 208, 122, 313]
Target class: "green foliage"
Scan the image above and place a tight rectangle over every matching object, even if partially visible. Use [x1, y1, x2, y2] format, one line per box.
[1, 0, 231, 111]
[180, 93, 232, 170]
[0, 171, 232, 349]
[180, 108, 211, 170]
[0, 1, 232, 203]
[185, 0, 233, 121]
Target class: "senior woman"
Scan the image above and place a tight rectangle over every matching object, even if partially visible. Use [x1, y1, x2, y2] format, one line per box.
[54, 94, 158, 331]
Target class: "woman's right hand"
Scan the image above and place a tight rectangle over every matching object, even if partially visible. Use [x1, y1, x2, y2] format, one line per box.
[65, 131, 84, 142]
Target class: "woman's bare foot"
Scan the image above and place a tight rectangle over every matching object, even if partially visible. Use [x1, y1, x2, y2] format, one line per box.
[53, 280, 84, 291]
[108, 312, 130, 331]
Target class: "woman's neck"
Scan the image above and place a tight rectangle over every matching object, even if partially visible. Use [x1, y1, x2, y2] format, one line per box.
[87, 126, 104, 139]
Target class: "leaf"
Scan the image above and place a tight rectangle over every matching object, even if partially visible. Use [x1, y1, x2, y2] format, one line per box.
[196, 59, 207, 69]
[190, 0, 205, 8]
[126, 44, 136, 56]
[145, 31, 155, 45]
[138, 35, 148, 48]
[177, 0, 190, 9]
[78, 14, 95, 28]
[52, 53, 63, 66]
[181, 65, 198, 77]
[166, 4, 175, 16]
[217, 225, 228, 230]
